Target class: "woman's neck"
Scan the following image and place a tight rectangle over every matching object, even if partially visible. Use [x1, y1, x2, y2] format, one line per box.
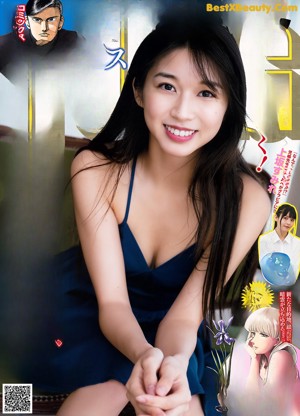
[264, 351, 272, 361]
[275, 226, 288, 241]
[140, 138, 198, 190]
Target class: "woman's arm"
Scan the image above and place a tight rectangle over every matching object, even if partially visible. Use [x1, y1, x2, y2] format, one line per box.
[156, 174, 271, 361]
[71, 151, 152, 363]
[73, 152, 166, 415]
[245, 340, 262, 394]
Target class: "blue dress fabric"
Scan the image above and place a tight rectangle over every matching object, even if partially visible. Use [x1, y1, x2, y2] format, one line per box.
[34, 160, 219, 414]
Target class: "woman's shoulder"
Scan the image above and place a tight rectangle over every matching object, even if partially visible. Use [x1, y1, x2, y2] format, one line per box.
[267, 347, 298, 382]
[269, 344, 297, 370]
[70, 149, 124, 205]
[290, 233, 300, 246]
[272, 348, 294, 360]
[241, 172, 269, 198]
[71, 149, 111, 177]
[240, 172, 271, 216]
[272, 343, 297, 360]
[268, 349, 295, 377]
[70, 150, 132, 216]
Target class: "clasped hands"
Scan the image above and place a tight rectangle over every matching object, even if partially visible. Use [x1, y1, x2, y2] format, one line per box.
[126, 347, 192, 416]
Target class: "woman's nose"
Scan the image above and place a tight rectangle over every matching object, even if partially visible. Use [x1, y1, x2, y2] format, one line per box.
[170, 94, 194, 120]
[248, 333, 258, 344]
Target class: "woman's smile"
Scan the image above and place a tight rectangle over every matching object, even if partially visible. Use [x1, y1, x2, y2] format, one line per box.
[164, 124, 198, 142]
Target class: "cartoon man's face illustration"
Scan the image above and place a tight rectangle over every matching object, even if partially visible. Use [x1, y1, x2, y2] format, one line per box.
[26, 7, 64, 46]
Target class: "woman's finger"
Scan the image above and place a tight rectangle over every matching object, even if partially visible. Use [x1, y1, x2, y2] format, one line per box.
[141, 348, 164, 395]
[128, 392, 166, 416]
[136, 387, 191, 411]
[155, 356, 190, 399]
[155, 359, 179, 397]
[126, 363, 146, 397]
[126, 348, 166, 415]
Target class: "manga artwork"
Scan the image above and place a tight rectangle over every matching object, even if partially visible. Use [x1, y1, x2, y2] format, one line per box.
[0, 0, 299, 415]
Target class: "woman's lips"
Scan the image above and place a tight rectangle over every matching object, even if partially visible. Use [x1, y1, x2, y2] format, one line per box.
[164, 124, 197, 143]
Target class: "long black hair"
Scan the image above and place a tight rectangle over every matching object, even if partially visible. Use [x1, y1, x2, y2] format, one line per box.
[77, 6, 263, 321]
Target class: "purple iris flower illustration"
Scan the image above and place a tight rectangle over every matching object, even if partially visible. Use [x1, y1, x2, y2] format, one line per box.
[212, 317, 235, 345]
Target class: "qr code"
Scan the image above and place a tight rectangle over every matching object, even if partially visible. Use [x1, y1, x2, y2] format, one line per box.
[2, 384, 32, 414]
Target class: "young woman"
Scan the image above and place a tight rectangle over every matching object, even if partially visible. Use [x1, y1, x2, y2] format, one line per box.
[56, 7, 270, 416]
[245, 307, 299, 414]
[259, 203, 300, 283]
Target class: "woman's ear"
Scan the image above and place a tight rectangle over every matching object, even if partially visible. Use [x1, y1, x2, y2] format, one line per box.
[132, 79, 143, 108]
[25, 17, 30, 29]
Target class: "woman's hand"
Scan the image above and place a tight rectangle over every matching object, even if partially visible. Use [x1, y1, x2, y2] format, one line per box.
[127, 351, 191, 416]
[126, 347, 165, 416]
[245, 338, 258, 360]
[137, 355, 192, 415]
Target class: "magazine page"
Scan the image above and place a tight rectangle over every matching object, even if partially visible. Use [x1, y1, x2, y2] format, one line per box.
[223, 2, 300, 416]
[0, 0, 299, 415]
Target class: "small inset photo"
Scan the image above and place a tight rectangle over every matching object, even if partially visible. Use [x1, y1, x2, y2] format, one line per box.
[258, 203, 300, 288]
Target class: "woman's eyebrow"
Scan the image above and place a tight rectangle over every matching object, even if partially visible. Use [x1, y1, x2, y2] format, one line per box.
[203, 80, 223, 91]
[153, 72, 223, 90]
[153, 72, 177, 80]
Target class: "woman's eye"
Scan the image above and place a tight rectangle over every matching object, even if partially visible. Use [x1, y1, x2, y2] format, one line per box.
[260, 333, 268, 338]
[284, 216, 294, 222]
[199, 90, 215, 98]
[159, 83, 175, 92]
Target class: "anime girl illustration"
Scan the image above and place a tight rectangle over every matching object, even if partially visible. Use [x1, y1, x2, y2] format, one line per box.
[245, 307, 298, 388]
[226, 306, 300, 416]
[244, 307, 300, 415]
[259, 203, 300, 287]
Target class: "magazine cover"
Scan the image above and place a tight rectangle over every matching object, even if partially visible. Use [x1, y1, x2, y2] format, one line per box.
[0, 0, 299, 415]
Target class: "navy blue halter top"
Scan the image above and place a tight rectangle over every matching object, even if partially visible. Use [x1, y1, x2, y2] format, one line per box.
[118, 158, 196, 323]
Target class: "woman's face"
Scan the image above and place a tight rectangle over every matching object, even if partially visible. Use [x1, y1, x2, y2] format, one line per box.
[134, 47, 228, 159]
[248, 331, 278, 355]
[275, 213, 295, 235]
